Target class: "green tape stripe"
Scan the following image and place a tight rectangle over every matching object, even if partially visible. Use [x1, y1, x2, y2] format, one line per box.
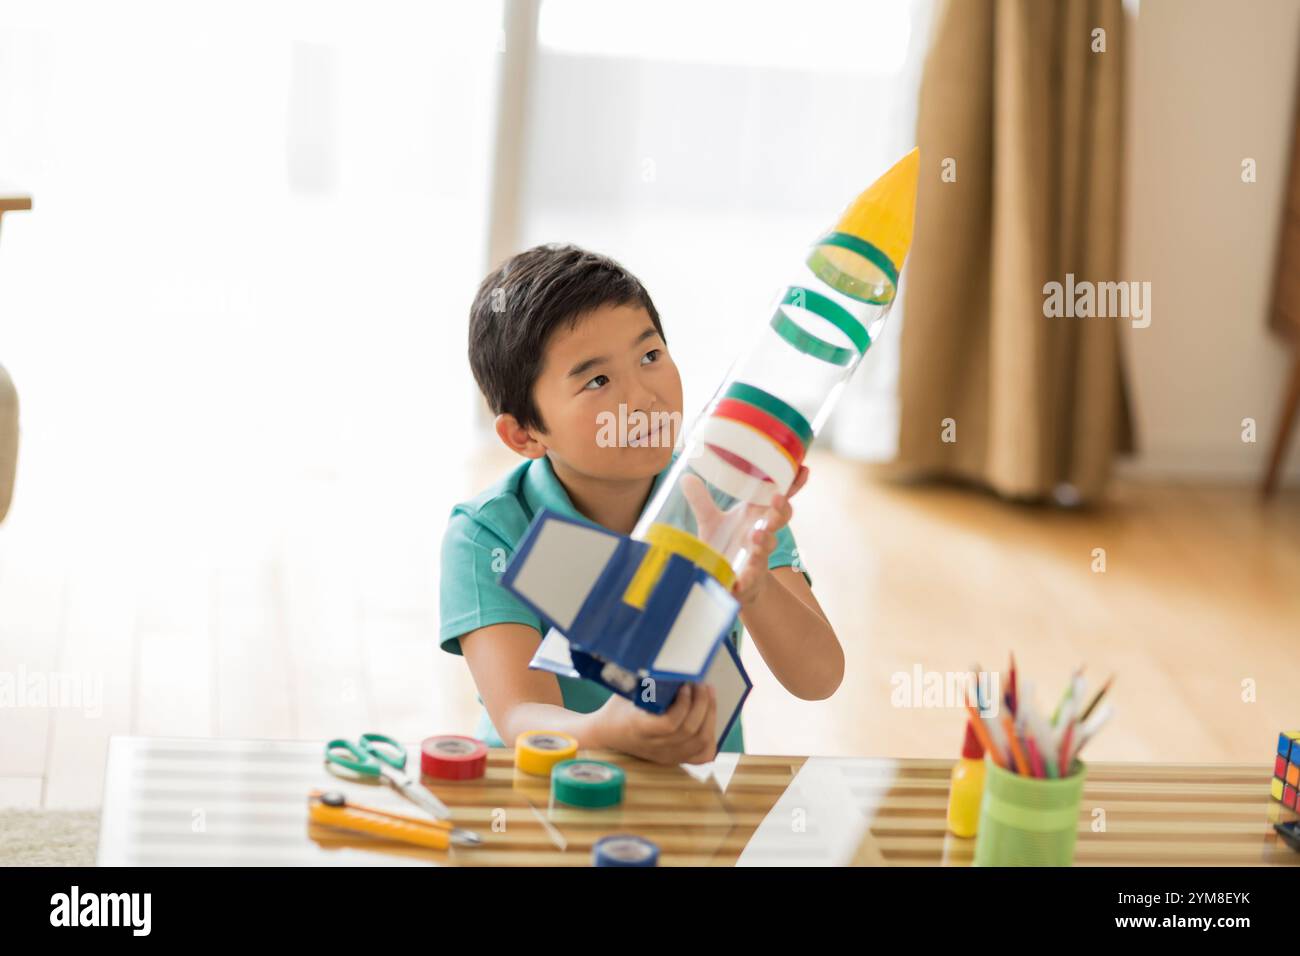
[722, 382, 813, 448]
[806, 232, 898, 305]
[780, 286, 871, 355]
[815, 232, 899, 286]
[769, 312, 855, 366]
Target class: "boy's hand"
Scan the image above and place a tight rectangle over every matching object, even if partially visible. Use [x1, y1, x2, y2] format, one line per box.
[681, 464, 810, 609]
[594, 683, 718, 765]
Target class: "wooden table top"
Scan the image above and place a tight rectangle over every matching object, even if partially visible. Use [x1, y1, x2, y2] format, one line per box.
[96, 737, 1300, 866]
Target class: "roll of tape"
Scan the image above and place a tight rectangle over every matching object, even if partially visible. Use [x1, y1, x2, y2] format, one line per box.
[593, 834, 659, 867]
[551, 759, 626, 808]
[515, 730, 579, 777]
[420, 735, 488, 780]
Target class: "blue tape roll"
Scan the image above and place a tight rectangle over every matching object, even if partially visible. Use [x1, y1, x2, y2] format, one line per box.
[593, 834, 660, 867]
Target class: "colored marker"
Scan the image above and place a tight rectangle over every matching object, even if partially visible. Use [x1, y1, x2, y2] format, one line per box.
[965, 704, 1006, 769]
[1001, 712, 1031, 776]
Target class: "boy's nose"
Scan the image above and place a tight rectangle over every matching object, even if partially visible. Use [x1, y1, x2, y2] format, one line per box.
[626, 384, 659, 414]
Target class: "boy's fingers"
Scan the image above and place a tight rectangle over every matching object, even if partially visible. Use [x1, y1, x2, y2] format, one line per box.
[684, 733, 719, 765]
[754, 496, 791, 537]
[680, 475, 719, 531]
[767, 494, 793, 530]
[678, 682, 712, 738]
[750, 527, 777, 555]
[648, 684, 691, 736]
[696, 688, 718, 749]
[777, 494, 793, 525]
[788, 465, 810, 498]
[686, 745, 718, 765]
[685, 686, 717, 755]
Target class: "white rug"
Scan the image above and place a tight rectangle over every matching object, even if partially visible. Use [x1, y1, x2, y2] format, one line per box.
[0, 809, 99, 866]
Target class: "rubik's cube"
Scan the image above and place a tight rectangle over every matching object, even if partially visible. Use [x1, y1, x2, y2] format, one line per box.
[1272, 731, 1300, 809]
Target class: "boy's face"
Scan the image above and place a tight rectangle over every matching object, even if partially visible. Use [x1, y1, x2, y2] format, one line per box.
[519, 301, 682, 480]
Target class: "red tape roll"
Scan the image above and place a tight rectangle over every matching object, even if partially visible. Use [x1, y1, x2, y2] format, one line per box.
[420, 735, 488, 780]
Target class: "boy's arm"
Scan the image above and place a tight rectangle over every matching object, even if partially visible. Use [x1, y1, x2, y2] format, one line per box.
[738, 566, 843, 701]
[459, 621, 594, 745]
[460, 622, 720, 764]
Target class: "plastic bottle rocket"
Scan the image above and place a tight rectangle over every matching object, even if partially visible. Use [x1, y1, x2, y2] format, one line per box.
[501, 148, 921, 751]
[633, 146, 920, 578]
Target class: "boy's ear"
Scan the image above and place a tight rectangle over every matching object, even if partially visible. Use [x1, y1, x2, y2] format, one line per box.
[495, 413, 547, 459]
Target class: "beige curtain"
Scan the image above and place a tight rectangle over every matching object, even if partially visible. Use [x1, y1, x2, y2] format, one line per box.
[0, 364, 16, 523]
[893, 0, 1133, 502]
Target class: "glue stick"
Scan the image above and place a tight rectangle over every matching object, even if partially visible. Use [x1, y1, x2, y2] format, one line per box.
[946, 721, 986, 838]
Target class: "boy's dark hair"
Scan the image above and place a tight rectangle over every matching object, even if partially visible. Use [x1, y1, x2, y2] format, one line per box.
[468, 243, 664, 433]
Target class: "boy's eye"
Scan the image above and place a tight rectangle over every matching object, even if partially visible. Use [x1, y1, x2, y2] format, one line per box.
[641, 349, 661, 365]
[583, 374, 610, 391]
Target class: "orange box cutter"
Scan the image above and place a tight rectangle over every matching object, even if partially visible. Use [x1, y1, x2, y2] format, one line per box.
[307, 789, 482, 849]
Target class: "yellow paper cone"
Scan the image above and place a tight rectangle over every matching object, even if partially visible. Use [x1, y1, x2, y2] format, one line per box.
[807, 147, 920, 305]
[832, 146, 920, 273]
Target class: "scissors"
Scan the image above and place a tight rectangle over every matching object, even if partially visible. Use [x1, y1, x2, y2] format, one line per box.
[324, 733, 453, 821]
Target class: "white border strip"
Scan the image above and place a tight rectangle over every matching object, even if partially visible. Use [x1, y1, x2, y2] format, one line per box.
[691, 416, 795, 489]
[686, 442, 777, 505]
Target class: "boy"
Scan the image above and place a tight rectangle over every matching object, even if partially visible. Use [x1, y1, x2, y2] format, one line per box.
[440, 244, 843, 764]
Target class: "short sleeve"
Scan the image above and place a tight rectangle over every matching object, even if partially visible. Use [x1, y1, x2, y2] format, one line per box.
[439, 511, 543, 656]
[768, 523, 812, 587]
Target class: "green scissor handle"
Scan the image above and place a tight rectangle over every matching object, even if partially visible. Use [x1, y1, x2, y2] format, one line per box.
[324, 733, 407, 776]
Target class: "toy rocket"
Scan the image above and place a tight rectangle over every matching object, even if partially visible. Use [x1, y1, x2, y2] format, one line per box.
[502, 149, 921, 750]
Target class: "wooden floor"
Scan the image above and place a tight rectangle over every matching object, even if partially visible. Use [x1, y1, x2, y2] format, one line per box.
[2, 443, 1298, 810]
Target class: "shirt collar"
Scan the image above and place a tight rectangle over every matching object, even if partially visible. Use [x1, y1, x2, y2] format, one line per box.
[523, 452, 678, 529]
[522, 454, 583, 523]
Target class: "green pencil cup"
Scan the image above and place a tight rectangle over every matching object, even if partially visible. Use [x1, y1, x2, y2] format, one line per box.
[972, 756, 1086, 867]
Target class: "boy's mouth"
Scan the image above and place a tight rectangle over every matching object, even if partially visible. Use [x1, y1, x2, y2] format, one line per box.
[628, 418, 672, 448]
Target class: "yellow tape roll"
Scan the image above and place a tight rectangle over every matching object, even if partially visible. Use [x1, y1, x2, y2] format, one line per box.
[514, 730, 579, 776]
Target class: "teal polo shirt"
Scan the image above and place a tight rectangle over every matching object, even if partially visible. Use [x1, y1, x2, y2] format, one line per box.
[438, 452, 811, 753]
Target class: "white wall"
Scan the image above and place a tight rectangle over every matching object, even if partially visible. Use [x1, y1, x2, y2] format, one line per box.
[517, 3, 927, 441]
[1123, 0, 1300, 484]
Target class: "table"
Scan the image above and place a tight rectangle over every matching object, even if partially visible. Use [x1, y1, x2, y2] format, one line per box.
[0, 193, 31, 233]
[95, 737, 1300, 866]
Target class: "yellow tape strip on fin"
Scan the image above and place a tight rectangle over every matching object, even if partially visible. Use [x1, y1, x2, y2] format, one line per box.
[622, 522, 737, 609]
[622, 544, 672, 611]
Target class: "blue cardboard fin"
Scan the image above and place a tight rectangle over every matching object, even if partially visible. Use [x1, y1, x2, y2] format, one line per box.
[501, 508, 621, 633]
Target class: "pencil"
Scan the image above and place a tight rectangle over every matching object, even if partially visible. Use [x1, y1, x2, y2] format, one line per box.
[1025, 733, 1045, 778]
[1058, 722, 1076, 777]
[965, 705, 1005, 768]
[970, 662, 986, 713]
[1051, 665, 1085, 724]
[1001, 712, 1030, 775]
[1079, 675, 1114, 722]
